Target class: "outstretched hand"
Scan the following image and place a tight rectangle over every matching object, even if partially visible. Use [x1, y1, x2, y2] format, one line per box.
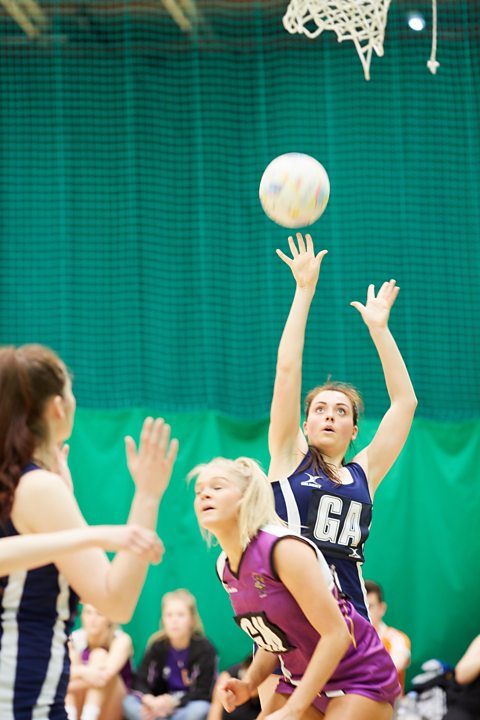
[276, 233, 328, 290]
[101, 525, 165, 564]
[350, 279, 400, 330]
[125, 418, 179, 501]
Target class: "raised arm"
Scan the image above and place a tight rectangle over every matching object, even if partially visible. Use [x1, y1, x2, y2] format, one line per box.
[268, 233, 328, 481]
[12, 417, 178, 623]
[351, 280, 417, 494]
[0, 524, 163, 576]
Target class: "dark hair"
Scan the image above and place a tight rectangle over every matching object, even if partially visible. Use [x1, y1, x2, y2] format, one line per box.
[365, 580, 384, 603]
[300, 380, 364, 484]
[0, 345, 68, 523]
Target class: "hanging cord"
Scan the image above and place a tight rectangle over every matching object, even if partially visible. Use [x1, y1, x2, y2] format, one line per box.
[427, 0, 439, 74]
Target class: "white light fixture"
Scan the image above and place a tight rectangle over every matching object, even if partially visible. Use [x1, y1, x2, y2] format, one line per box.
[407, 12, 426, 31]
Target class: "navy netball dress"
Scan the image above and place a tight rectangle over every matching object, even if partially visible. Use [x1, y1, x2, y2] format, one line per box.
[272, 451, 372, 619]
[0, 463, 79, 720]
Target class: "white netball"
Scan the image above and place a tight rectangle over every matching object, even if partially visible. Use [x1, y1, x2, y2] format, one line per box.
[259, 153, 330, 229]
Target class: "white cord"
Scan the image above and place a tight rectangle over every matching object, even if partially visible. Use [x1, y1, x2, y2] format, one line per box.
[427, 0, 440, 74]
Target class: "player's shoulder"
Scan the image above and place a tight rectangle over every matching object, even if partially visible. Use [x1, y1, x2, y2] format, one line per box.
[16, 468, 70, 505]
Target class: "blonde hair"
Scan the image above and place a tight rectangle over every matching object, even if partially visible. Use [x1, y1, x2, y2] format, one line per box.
[148, 588, 204, 645]
[190, 457, 283, 549]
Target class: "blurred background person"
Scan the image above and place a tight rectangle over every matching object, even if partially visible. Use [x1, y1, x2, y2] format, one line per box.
[124, 589, 217, 720]
[366, 580, 411, 693]
[65, 603, 133, 720]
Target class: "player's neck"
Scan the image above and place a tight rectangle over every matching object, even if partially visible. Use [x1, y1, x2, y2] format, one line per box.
[320, 449, 345, 469]
[216, 526, 243, 573]
[32, 441, 57, 472]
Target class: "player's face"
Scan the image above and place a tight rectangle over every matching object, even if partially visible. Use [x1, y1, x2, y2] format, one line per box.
[303, 390, 357, 457]
[162, 599, 194, 642]
[194, 471, 242, 534]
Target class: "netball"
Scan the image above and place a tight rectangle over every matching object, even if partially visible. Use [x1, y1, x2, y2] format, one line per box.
[259, 152, 330, 228]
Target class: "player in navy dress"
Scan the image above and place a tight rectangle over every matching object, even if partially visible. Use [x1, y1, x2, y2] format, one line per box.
[192, 457, 400, 720]
[0, 344, 178, 720]
[269, 233, 417, 619]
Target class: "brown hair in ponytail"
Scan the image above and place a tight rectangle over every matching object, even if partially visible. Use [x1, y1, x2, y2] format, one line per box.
[0, 344, 68, 523]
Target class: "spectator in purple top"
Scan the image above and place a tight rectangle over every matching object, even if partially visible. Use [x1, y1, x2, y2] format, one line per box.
[123, 589, 217, 720]
[65, 603, 133, 720]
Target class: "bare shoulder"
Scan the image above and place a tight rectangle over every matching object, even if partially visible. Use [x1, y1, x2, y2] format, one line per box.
[272, 535, 317, 572]
[15, 468, 68, 497]
[12, 468, 83, 534]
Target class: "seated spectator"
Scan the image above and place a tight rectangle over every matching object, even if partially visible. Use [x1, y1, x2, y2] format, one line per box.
[123, 589, 217, 720]
[65, 603, 133, 720]
[207, 656, 261, 720]
[366, 580, 411, 693]
[443, 635, 480, 720]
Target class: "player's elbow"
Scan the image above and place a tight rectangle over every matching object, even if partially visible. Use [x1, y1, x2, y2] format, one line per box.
[93, 601, 133, 625]
[391, 394, 418, 421]
[275, 355, 299, 377]
[110, 608, 134, 624]
[397, 393, 418, 412]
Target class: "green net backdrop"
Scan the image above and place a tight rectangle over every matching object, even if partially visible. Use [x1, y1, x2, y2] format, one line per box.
[1, 0, 479, 679]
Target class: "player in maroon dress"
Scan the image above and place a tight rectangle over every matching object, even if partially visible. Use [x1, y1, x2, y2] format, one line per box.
[192, 457, 400, 720]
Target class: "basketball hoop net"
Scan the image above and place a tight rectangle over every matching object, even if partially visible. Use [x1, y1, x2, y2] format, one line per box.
[282, 0, 392, 81]
[283, 0, 440, 81]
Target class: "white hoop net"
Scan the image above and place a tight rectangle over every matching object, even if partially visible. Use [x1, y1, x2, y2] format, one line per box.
[282, 0, 392, 81]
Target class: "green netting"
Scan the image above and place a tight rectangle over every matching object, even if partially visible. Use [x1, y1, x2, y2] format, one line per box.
[0, 0, 479, 420]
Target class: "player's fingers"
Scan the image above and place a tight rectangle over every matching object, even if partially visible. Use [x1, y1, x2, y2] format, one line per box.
[154, 420, 169, 455]
[296, 232, 306, 253]
[389, 285, 401, 304]
[124, 436, 137, 466]
[305, 233, 314, 254]
[378, 280, 390, 297]
[367, 284, 375, 302]
[139, 417, 154, 451]
[167, 438, 179, 465]
[350, 301, 364, 314]
[386, 278, 397, 297]
[276, 249, 293, 266]
[287, 236, 298, 258]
